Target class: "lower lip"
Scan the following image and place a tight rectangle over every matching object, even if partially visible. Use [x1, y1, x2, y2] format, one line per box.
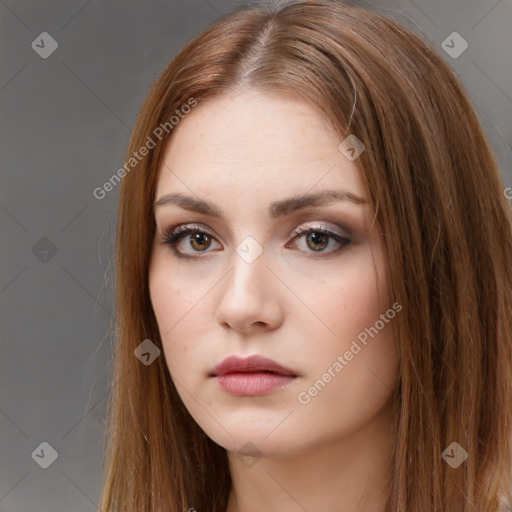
[214, 372, 296, 396]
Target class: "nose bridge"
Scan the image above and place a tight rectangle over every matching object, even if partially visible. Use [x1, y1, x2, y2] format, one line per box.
[228, 235, 268, 296]
[235, 234, 265, 267]
[214, 234, 282, 331]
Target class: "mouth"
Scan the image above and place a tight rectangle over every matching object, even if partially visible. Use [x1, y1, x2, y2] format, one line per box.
[209, 355, 299, 397]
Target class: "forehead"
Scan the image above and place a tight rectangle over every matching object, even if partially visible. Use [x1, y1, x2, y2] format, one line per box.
[155, 89, 364, 202]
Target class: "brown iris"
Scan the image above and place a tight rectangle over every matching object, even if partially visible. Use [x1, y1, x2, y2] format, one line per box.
[189, 232, 212, 252]
[306, 232, 329, 251]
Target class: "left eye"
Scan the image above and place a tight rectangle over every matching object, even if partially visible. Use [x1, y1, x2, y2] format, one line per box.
[287, 227, 350, 255]
[161, 225, 351, 258]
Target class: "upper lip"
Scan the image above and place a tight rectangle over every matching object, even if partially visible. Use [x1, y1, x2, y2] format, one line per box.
[210, 355, 298, 377]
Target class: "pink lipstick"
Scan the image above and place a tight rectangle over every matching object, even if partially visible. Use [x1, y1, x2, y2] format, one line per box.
[210, 354, 298, 397]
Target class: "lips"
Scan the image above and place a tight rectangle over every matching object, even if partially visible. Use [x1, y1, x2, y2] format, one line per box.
[210, 354, 297, 377]
[210, 354, 298, 397]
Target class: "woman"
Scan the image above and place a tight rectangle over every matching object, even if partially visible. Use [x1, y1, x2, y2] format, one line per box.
[99, 1, 512, 510]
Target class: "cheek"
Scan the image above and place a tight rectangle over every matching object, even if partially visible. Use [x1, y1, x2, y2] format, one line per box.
[149, 251, 211, 334]
[297, 246, 397, 387]
[294, 274, 399, 439]
[294, 331, 399, 447]
[304, 251, 387, 338]
[148, 262, 206, 377]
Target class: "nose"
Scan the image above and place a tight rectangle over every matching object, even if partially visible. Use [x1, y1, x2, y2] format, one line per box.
[214, 246, 284, 334]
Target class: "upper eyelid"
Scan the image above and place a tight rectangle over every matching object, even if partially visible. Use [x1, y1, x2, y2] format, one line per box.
[156, 205, 362, 235]
[164, 222, 346, 240]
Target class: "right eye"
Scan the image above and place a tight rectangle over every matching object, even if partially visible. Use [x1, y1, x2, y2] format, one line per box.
[161, 224, 222, 259]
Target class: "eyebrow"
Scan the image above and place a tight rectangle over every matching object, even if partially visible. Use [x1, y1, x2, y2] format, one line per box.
[153, 189, 367, 219]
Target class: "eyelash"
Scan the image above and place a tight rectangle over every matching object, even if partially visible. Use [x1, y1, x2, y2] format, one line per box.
[160, 223, 351, 260]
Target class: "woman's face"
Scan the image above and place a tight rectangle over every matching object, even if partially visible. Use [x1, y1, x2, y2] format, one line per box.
[149, 89, 400, 458]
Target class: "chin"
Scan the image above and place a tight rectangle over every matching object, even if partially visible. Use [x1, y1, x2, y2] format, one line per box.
[203, 421, 306, 460]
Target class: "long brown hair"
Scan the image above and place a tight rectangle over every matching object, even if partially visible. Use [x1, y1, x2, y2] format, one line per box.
[98, 1, 512, 510]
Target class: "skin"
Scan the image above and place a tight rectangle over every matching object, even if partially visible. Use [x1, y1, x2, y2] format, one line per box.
[149, 88, 400, 512]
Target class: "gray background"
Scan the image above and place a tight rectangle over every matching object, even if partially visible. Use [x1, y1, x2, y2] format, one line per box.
[0, 0, 510, 510]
